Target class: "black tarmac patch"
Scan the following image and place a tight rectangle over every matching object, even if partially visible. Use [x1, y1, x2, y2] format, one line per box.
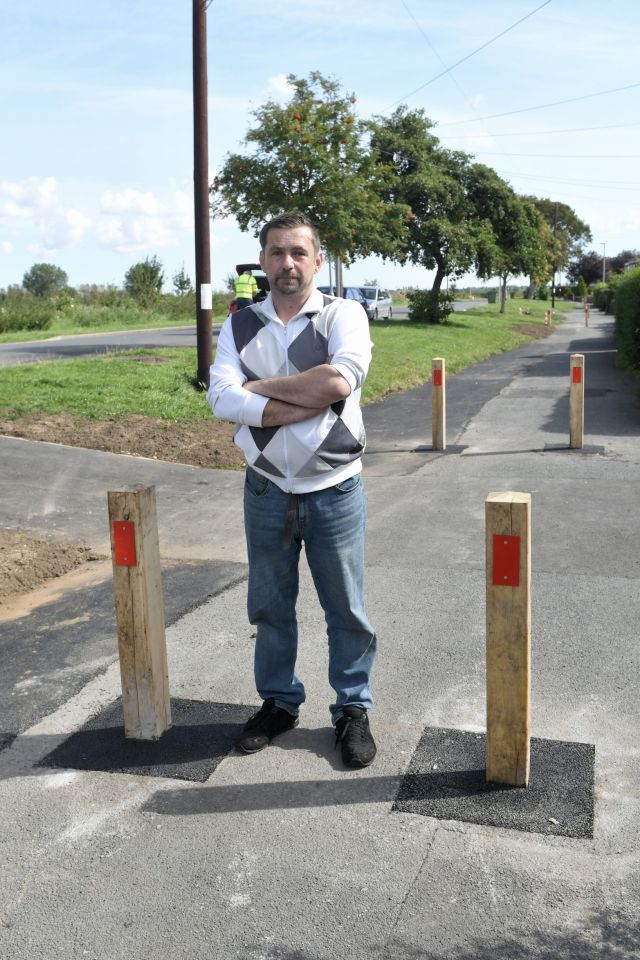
[393, 726, 594, 838]
[37, 698, 255, 782]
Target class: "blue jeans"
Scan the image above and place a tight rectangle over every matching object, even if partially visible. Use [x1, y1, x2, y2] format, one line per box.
[243, 468, 376, 724]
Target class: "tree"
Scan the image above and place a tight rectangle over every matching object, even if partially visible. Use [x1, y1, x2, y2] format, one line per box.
[369, 107, 480, 311]
[172, 264, 193, 296]
[566, 250, 607, 286]
[124, 256, 164, 305]
[211, 72, 409, 270]
[608, 249, 640, 275]
[466, 167, 552, 312]
[524, 197, 591, 278]
[22, 262, 68, 298]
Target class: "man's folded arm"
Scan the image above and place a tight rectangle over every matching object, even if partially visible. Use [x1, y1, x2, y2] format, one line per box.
[243, 363, 351, 408]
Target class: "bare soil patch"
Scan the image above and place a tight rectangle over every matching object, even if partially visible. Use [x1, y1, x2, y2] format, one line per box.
[512, 322, 554, 339]
[0, 413, 245, 600]
[0, 528, 102, 604]
[0, 412, 245, 470]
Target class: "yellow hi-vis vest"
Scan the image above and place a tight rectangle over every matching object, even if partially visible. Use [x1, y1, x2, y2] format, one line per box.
[235, 274, 258, 299]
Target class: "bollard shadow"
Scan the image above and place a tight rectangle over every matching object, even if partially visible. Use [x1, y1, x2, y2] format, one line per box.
[4, 700, 349, 783]
[142, 727, 593, 840]
[140, 769, 470, 816]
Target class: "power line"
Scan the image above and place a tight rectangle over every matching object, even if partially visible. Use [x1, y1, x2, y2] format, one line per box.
[495, 169, 640, 191]
[437, 81, 640, 126]
[439, 119, 640, 139]
[392, 0, 554, 106]
[398, 0, 474, 111]
[473, 151, 640, 159]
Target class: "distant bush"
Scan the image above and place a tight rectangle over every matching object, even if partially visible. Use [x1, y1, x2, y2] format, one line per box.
[613, 267, 640, 371]
[407, 289, 454, 324]
[76, 284, 125, 307]
[124, 256, 164, 306]
[591, 281, 618, 314]
[0, 289, 54, 331]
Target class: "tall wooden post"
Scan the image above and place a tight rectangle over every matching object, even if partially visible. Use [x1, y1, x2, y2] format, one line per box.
[108, 486, 171, 740]
[485, 492, 531, 786]
[432, 357, 446, 450]
[569, 354, 585, 449]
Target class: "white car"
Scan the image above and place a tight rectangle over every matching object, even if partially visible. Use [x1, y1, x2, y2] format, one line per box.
[318, 285, 393, 321]
[356, 286, 393, 321]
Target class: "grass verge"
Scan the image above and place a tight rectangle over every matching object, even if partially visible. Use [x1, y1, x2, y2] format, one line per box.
[0, 300, 569, 420]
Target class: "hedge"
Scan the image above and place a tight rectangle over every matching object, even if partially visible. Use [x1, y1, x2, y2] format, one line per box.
[613, 267, 640, 371]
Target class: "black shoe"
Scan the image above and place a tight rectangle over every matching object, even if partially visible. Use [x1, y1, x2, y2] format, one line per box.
[236, 698, 298, 754]
[335, 706, 377, 768]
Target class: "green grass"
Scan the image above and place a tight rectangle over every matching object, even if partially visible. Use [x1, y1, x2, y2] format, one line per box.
[0, 300, 570, 421]
[0, 307, 228, 344]
[0, 350, 212, 421]
[363, 299, 567, 402]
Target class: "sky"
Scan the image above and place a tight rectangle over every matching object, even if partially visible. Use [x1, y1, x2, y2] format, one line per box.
[1, 0, 639, 294]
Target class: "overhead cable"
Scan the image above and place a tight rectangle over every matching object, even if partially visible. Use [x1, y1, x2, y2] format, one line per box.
[392, 0, 554, 106]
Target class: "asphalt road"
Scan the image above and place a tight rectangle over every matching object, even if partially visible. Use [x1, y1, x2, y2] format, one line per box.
[0, 309, 638, 959]
[0, 300, 486, 367]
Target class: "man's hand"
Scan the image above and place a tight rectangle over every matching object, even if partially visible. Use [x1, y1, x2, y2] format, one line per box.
[243, 363, 350, 409]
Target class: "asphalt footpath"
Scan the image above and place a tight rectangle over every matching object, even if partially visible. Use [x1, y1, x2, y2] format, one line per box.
[0, 308, 639, 959]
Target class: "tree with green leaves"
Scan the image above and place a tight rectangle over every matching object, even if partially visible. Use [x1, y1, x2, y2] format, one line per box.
[524, 197, 591, 292]
[172, 264, 193, 296]
[211, 72, 409, 273]
[466, 166, 552, 312]
[369, 107, 481, 315]
[124, 256, 164, 305]
[22, 262, 68, 298]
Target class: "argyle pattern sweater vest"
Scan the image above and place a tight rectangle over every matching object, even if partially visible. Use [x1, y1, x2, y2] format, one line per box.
[231, 299, 366, 485]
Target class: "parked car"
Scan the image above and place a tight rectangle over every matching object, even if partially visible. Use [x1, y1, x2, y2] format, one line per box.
[318, 285, 393, 320]
[229, 263, 270, 314]
[354, 286, 393, 320]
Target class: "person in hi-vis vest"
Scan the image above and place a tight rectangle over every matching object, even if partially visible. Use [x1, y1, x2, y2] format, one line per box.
[235, 270, 258, 309]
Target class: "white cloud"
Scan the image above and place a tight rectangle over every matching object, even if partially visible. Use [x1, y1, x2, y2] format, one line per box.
[1, 241, 13, 255]
[0, 177, 90, 254]
[31, 207, 91, 254]
[101, 188, 163, 217]
[0, 176, 58, 219]
[96, 187, 193, 255]
[265, 73, 294, 99]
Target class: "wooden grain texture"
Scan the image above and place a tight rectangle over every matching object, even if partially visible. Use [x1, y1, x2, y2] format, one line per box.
[432, 357, 446, 450]
[569, 354, 585, 449]
[108, 486, 171, 740]
[485, 492, 531, 786]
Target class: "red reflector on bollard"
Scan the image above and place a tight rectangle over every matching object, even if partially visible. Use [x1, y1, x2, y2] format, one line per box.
[113, 521, 136, 566]
[572, 366, 582, 384]
[492, 534, 520, 586]
[433, 369, 442, 387]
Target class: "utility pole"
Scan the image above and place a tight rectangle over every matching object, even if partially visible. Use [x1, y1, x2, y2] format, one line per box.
[192, 0, 212, 389]
[551, 202, 558, 308]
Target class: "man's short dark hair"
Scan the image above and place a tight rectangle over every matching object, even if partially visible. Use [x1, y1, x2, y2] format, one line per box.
[259, 213, 321, 254]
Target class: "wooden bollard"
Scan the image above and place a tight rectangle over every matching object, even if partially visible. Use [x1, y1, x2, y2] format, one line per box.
[485, 492, 531, 786]
[431, 357, 446, 450]
[544, 309, 551, 326]
[108, 486, 171, 740]
[569, 354, 585, 449]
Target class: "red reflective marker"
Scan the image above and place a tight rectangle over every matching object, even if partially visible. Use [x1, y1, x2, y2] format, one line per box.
[572, 366, 582, 384]
[492, 534, 520, 587]
[433, 369, 442, 387]
[113, 521, 136, 567]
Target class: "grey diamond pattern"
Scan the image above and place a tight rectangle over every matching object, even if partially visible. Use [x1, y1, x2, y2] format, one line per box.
[232, 305, 365, 482]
